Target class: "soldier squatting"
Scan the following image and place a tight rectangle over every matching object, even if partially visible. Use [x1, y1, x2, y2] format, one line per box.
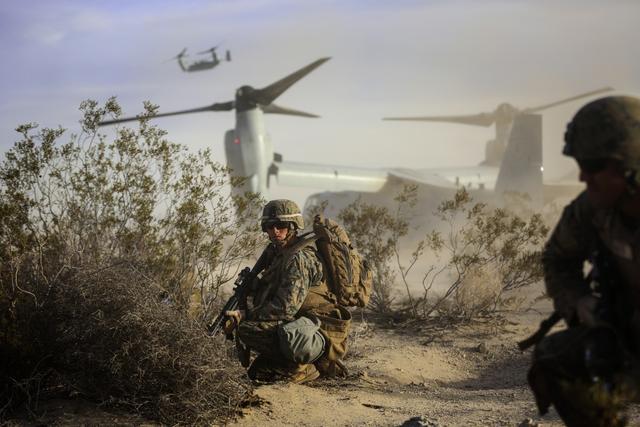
[525, 95, 640, 426]
[222, 95, 640, 426]
[223, 199, 351, 384]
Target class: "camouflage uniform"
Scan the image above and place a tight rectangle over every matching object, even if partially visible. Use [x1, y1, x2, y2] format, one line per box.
[530, 191, 640, 424]
[236, 199, 341, 382]
[237, 240, 326, 359]
[543, 192, 640, 324]
[528, 96, 640, 426]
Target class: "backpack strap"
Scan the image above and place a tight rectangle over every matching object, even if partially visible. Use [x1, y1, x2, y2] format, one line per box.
[284, 233, 338, 306]
[283, 233, 319, 257]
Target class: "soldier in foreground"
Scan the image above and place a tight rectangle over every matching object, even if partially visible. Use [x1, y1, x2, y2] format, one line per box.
[527, 96, 640, 426]
[224, 199, 350, 384]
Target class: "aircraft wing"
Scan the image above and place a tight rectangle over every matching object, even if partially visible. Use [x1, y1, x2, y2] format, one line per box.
[273, 161, 388, 192]
[387, 168, 457, 188]
[272, 161, 460, 192]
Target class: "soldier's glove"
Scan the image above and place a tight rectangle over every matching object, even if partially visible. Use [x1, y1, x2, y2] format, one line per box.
[576, 295, 599, 327]
[223, 309, 246, 334]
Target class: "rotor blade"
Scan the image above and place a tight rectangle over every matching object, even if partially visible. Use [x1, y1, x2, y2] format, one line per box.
[523, 86, 614, 113]
[198, 43, 221, 55]
[254, 57, 331, 105]
[383, 112, 496, 127]
[197, 46, 219, 55]
[163, 48, 188, 63]
[99, 101, 234, 126]
[262, 103, 319, 118]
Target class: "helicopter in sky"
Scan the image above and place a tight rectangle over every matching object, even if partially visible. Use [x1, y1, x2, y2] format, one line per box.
[167, 44, 231, 72]
[99, 57, 602, 214]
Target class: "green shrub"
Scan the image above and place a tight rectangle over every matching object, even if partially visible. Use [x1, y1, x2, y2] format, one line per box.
[0, 99, 262, 423]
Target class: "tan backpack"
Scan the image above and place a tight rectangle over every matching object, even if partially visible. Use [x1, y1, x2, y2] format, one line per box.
[312, 214, 373, 308]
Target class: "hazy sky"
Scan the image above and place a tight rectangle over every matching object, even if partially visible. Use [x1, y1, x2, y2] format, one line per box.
[1, 0, 639, 206]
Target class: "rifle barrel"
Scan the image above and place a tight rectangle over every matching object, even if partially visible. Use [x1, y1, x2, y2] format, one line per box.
[518, 312, 562, 351]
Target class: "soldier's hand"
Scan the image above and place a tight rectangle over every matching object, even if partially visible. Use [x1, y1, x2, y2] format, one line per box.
[223, 310, 245, 334]
[576, 295, 599, 326]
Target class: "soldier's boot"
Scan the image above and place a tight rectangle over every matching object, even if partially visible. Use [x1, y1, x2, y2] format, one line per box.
[288, 363, 320, 384]
[315, 357, 348, 378]
[269, 361, 320, 384]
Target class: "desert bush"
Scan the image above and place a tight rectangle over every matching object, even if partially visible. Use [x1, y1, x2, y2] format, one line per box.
[49, 266, 249, 423]
[0, 99, 262, 423]
[337, 186, 548, 321]
[416, 188, 549, 319]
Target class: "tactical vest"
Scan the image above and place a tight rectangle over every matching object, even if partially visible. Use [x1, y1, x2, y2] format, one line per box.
[252, 237, 336, 316]
[257, 237, 351, 370]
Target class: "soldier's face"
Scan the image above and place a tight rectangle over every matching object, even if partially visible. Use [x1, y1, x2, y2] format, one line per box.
[578, 159, 627, 208]
[265, 222, 291, 247]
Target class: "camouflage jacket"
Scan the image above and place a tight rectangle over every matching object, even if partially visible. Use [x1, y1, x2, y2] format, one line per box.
[249, 237, 324, 321]
[543, 190, 640, 321]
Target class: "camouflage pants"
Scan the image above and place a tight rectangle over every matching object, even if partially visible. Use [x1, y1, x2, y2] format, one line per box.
[529, 325, 637, 427]
[237, 320, 284, 361]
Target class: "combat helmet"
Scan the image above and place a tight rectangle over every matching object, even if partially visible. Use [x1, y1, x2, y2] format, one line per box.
[261, 199, 304, 231]
[563, 96, 640, 178]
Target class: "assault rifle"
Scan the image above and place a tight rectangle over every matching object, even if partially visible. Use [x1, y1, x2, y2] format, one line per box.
[207, 248, 271, 338]
[207, 267, 253, 337]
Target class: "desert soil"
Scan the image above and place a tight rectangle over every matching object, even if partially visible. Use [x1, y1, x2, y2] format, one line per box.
[7, 302, 640, 426]
[230, 303, 640, 427]
[229, 307, 563, 427]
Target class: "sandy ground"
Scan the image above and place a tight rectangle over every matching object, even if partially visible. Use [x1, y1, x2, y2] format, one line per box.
[228, 308, 564, 427]
[7, 302, 640, 426]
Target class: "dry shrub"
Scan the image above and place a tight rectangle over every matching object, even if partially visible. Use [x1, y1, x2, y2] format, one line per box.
[2, 262, 252, 425]
[337, 186, 548, 323]
[453, 266, 502, 317]
[42, 265, 250, 424]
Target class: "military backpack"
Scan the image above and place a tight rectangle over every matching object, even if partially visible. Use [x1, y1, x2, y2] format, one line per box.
[311, 214, 373, 308]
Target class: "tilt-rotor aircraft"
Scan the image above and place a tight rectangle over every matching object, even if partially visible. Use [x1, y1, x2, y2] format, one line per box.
[99, 57, 603, 215]
[383, 87, 613, 167]
[166, 44, 231, 73]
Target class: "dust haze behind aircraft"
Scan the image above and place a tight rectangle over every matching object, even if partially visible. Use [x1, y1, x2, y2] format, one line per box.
[2, 1, 640, 210]
[99, 56, 598, 215]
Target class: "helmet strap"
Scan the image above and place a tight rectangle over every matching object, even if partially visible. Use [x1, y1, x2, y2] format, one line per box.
[281, 228, 297, 247]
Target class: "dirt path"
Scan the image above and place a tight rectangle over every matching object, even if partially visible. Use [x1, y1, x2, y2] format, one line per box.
[229, 309, 566, 426]
[7, 305, 639, 426]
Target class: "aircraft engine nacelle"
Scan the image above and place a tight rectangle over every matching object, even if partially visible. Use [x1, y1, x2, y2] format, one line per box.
[224, 127, 273, 197]
[494, 113, 543, 206]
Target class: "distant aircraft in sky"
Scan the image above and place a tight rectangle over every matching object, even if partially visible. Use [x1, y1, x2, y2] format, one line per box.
[100, 57, 596, 212]
[166, 44, 231, 72]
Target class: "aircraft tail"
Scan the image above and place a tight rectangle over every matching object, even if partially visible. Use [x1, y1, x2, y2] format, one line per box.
[494, 113, 543, 206]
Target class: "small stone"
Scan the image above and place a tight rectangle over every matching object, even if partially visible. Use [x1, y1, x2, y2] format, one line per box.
[476, 342, 489, 354]
[517, 418, 540, 427]
[399, 416, 439, 427]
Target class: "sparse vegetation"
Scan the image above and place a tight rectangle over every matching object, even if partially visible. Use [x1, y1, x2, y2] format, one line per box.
[415, 188, 549, 319]
[338, 185, 549, 322]
[0, 99, 263, 424]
